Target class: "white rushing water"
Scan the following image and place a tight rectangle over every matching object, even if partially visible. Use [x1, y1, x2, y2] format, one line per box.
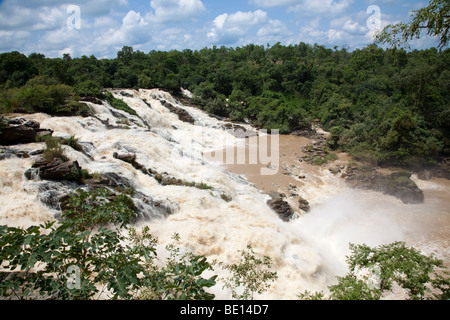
[1, 88, 448, 299]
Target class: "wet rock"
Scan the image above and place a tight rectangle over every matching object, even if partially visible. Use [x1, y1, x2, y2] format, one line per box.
[298, 197, 311, 212]
[29, 149, 44, 156]
[119, 91, 134, 98]
[223, 123, 258, 138]
[417, 170, 432, 181]
[35, 181, 76, 212]
[80, 96, 104, 105]
[132, 190, 179, 221]
[267, 192, 295, 222]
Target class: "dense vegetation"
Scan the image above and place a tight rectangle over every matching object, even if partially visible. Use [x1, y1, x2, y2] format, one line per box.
[1, 43, 449, 168]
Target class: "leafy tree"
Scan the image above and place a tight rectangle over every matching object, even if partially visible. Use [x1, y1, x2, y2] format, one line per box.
[74, 80, 104, 98]
[219, 244, 278, 300]
[376, 0, 450, 50]
[137, 233, 217, 300]
[117, 46, 134, 65]
[0, 51, 38, 87]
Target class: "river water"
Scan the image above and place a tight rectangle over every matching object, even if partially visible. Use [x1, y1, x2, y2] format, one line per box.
[0, 89, 448, 299]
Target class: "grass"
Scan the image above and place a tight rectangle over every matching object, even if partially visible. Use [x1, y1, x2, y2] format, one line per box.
[105, 92, 139, 117]
[61, 135, 83, 152]
[38, 136, 68, 163]
[220, 193, 233, 202]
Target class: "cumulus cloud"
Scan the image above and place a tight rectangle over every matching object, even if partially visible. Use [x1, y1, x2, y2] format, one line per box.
[96, 10, 150, 48]
[207, 10, 269, 44]
[0, 4, 66, 31]
[0, 0, 438, 57]
[0, 0, 128, 15]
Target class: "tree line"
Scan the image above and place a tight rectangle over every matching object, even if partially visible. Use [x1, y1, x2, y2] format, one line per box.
[1, 42, 449, 168]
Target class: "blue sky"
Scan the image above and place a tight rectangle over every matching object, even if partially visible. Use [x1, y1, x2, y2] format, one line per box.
[0, 0, 439, 58]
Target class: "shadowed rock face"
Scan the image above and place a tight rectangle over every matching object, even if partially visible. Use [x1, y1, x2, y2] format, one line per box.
[345, 167, 424, 204]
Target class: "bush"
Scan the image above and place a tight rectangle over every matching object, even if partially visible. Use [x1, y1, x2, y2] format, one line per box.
[40, 136, 68, 163]
[299, 242, 449, 300]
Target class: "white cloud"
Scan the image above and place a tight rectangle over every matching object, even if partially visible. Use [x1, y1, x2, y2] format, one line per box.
[207, 10, 269, 44]
[97, 10, 150, 47]
[331, 17, 367, 35]
[148, 0, 206, 23]
[0, 0, 128, 32]
[0, 0, 439, 57]
[257, 19, 290, 38]
[250, 0, 353, 15]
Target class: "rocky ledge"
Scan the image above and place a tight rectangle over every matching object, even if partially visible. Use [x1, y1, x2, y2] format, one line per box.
[26, 157, 83, 182]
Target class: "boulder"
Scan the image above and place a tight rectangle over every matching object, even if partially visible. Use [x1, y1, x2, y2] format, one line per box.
[30, 157, 83, 182]
[85, 172, 133, 189]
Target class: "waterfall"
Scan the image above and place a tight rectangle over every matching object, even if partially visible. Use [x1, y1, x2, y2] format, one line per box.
[1, 88, 448, 299]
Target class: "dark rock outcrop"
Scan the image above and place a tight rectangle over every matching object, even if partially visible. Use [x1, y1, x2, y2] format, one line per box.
[0, 147, 30, 160]
[267, 192, 295, 222]
[298, 197, 311, 212]
[0, 118, 53, 145]
[161, 100, 195, 124]
[28, 157, 83, 182]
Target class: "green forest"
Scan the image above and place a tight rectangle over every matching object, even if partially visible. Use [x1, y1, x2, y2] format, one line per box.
[1, 42, 449, 168]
